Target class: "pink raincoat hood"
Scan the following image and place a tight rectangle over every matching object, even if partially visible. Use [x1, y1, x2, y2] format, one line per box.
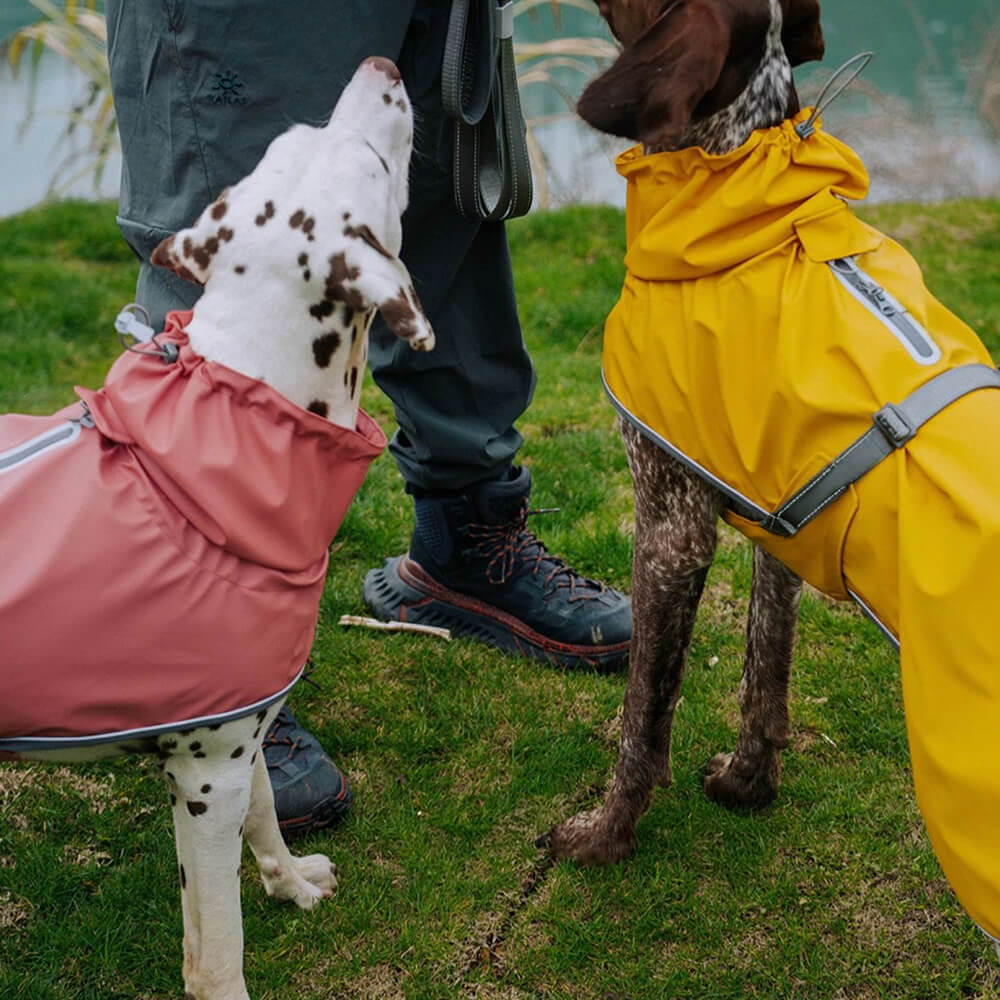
[0, 311, 385, 755]
[79, 312, 385, 571]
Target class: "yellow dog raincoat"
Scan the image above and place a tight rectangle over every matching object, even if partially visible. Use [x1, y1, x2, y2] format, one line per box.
[603, 108, 1000, 942]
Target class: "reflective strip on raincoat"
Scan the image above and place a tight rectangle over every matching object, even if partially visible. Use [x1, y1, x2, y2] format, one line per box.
[602, 109, 1000, 941]
[0, 311, 386, 756]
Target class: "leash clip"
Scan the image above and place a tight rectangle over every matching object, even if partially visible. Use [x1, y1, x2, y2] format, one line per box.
[795, 51, 874, 140]
[115, 303, 179, 364]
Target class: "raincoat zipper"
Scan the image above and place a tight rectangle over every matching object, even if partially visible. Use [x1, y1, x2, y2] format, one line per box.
[0, 414, 89, 475]
[829, 256, 942, 365]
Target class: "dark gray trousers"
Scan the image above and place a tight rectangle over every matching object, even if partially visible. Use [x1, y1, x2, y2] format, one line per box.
[105, 0, 535, 491]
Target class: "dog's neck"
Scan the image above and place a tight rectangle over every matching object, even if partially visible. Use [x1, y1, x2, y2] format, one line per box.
[186, 292, 373, 430]
[674, 0, 795, 155]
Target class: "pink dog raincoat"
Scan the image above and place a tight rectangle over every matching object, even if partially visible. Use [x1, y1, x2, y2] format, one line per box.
[0, 311, 385, 757]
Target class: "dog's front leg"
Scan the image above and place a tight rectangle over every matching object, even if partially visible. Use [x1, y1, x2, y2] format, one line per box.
[165, 727, 256, 1000]
[243, 736, 338, 908]
[548, 424, 720, 864]
[704, 545, 801, 808]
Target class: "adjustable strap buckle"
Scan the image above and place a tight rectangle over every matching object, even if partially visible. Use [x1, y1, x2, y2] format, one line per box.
[872, 402, 916, 448]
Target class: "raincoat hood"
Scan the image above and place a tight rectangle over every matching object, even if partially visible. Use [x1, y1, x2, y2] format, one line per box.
[0, 311, 385, 755]
[78, 310, 385, 573]
[602, 113, 1000, 944]
[618, 109, 871, 281]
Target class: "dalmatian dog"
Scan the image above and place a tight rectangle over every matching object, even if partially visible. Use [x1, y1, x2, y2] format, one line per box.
[0, 56, 432, 1000]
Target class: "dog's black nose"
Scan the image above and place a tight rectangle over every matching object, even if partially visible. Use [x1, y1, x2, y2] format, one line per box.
[363, 56, 401, 83]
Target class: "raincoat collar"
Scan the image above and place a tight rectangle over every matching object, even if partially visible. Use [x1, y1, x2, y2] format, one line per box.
[76, 310, 386, 573]
[617, 108, 878, 281]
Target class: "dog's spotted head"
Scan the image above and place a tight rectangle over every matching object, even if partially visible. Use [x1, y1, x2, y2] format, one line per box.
[151, 56, 434, 352]
[579, 0, 824, 150]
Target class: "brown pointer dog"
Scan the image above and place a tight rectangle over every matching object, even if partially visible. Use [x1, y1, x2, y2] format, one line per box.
[548, 0, 828, 864]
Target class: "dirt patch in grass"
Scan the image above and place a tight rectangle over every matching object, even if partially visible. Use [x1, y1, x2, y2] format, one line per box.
[0, 892, 32, 930]
[461, 861, 555, 971]
[790, 726, 839, 755]
[345, 962, 410, 999]
[0, 765, 121, 813]
[459, 986, 531, 1000]
[61, 845, 113, 867]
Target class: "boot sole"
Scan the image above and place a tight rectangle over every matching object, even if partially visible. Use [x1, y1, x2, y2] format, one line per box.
[278, 783, 352, 842]
[363, 555, 629, 671]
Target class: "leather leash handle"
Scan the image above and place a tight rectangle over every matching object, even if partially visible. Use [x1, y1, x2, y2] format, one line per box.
[443, 0, 534, 221]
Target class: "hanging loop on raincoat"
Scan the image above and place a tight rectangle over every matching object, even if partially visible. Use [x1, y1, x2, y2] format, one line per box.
[795, 52, 874, 140]
[115, 303, 179, 364]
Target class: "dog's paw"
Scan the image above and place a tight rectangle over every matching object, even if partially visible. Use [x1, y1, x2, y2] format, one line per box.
[258, 852, 338, 909]
[295, 853, 339, 894]
[545, 808, 636, 866]
[702, 751, 778, 810]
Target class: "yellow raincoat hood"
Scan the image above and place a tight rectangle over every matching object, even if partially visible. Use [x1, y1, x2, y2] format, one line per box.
[603, 109, 1000, 942]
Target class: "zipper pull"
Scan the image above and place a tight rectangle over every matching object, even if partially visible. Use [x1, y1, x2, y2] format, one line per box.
[870, 287, 896, 316]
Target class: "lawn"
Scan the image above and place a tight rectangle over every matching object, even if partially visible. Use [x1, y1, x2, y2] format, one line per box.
[1, 197, 999, 1000]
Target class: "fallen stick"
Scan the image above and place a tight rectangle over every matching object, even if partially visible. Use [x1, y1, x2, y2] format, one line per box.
[338, 615, 451, 641]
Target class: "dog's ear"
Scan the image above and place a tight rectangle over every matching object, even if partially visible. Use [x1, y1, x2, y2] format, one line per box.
[330, 228, 435, 351]
[151, 190, 234, 286]
[779, 0, 824, 66]
[577, 0, 732, 148]
[361, 256, 435, 352]
[590, 0, 669, 47]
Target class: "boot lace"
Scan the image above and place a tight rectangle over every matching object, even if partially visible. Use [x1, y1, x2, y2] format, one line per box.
[459, 500, 609, 599]
[261, 706, 307, 767]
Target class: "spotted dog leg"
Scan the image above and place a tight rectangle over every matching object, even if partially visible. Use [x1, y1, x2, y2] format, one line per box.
[163, 708, 275, 1000]
[243, 740, 338, 908]
[548, 422, 722, 864]
[704, 545, 802, 808]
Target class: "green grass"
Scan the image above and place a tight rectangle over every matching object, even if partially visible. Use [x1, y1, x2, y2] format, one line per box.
[1, 198, 999, 999]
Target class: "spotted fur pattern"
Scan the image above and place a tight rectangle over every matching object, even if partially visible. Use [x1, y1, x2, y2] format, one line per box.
[10, 57, 432, 1000]
[151, 56, 433, 431]
[549, 0, 820, 865]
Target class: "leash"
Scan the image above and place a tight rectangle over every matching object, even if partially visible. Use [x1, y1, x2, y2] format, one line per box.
[443, 0, 534, 220]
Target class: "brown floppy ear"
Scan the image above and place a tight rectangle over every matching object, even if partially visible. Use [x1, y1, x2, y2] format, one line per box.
[577, 0, 731, 149]
[150, 190, 234, 285]
[779, 0, 824, 66]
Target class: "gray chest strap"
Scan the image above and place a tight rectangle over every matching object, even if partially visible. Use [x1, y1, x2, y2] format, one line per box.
[759, 363, 1000, 537]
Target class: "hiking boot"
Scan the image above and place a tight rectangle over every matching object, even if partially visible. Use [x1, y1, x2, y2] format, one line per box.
[262, 706, 352, 841]
[363, 466, 631, 670]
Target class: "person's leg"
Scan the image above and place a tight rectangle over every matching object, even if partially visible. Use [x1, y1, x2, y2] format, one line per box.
[105, 0, 418, 838]
[368, 2, 533, 488]
[363, 3, 631, 669]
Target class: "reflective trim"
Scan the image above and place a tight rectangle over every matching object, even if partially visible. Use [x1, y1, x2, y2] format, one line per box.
[0, 668, 304, 753]
[980, 925, 1000, 962]
[603, 370, 776, 525]
[848, 588, 899, 649]
[829, 256, 942, 366]
[0, 419, 81, 475]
